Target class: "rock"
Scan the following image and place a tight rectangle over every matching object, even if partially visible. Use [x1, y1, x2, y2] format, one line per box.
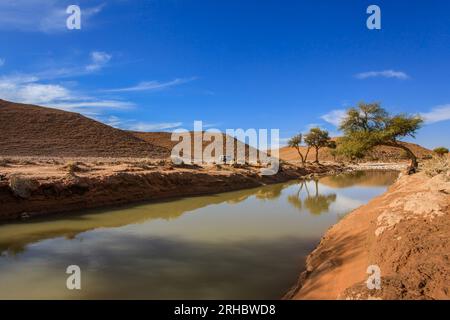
[20, 212, 31, 220]
[8, 174, 39, 199]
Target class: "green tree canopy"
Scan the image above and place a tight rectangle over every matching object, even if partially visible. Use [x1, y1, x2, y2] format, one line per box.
[338, 102, 423, 173]
[287, 133, 310, 165]
[304, 128, 331, 163]
[433, 147, 449, 157]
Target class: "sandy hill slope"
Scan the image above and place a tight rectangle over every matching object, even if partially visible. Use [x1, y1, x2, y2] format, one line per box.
[0, 99, 168, 158]
[278, 140, 433, 163]
[131, 131, 263, 161]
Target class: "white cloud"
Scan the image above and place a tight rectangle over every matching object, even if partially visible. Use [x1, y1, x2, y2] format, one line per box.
[0, 75, 71, 104]
[103, 77, 197, 93]
[86, 51, 112, 72]
[0, 58, 5, 67]
[355, 70, 409, 80]
[421, 105, 450, 124]
[99, 115, 183, 132]
[35, 51, 113, 80]
[0, 74, 133, 114]
[128, 122, 183, 131]
[320, 109, 347, 127]
[16, 83, 72, 105]
[0, 1, 104, 33]
[103, 115, 126, 127]
[51, 100, 133, 111]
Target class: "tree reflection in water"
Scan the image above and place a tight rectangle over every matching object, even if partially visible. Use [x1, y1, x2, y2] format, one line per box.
[287, 179, 337, 215]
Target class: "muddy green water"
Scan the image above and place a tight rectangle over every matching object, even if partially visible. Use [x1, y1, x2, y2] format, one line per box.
[0, 170, 398, 299]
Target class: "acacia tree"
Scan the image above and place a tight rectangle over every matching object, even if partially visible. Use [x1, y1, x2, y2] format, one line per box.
[327, 140, 338, 161]
[304, 128, 331, 164]
[287, 133, 310, 165]
[433, 147, 449, 157]
[338, 102, 423, 173]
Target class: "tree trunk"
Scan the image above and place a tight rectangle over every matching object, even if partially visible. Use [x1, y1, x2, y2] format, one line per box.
[295, 147, 305, 165]
[314, 147, 319, 163]
[383, 142, 418, 174]
[304, 147, 311, 164]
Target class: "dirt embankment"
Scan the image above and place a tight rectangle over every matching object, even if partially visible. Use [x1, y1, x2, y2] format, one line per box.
[0, 160, 347, 221]
[287, 171, 450, 300]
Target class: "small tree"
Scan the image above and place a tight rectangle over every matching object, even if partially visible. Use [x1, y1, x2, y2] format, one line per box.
[433, 147, 449, 157]
[338, 102, 423, 174]
[327, 140, 338, 162]
[304, 128, 331, 164]
[287, 133, 310, 165]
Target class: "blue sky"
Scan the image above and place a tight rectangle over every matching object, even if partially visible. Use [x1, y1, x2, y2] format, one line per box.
[0, 0, 449, 149]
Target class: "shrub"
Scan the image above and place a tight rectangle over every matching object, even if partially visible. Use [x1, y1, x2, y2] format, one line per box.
[9, 174, 39, 199]
[64, 161, 88, 175]
[433, 147, 449, 157]
[0, 158, 12, 167]
[134, 161, 154, 170]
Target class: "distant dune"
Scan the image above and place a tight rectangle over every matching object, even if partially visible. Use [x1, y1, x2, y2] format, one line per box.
[278, 140, 433, 163]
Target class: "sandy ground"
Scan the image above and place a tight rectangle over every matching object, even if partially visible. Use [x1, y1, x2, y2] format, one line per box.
[286, 171, 450, 300]
[0, 158, 347, 221]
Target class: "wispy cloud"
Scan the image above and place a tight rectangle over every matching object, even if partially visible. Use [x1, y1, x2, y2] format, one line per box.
[320, 109, 347, 127]
[103, 77, 197, 93]
[51, 100, 133, 111]
[101, 115, 182, 132]
[103, 115, 128, 127]
[129, 122, 183, 131]
[355, 70, 409, 80]
[421, 105, 450, 124]
[0, 1, 104, 33]
[0, 75, 72, 105]
[0, 58, 5, 67]
[86, 51, 112, 72]
[0, 74, 133, 114]
[37, 51, 113, 79]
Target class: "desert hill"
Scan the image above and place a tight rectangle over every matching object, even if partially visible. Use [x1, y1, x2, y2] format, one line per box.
[0, 99, 258, 160]
[0, 99, 433, 162]
[0, 99, 168, 158]
[278, 141, 433, 163]
[131, 131, 261, 161]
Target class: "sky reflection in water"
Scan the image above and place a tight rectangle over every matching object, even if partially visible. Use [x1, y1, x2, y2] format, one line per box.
[0, 170, 398, 299]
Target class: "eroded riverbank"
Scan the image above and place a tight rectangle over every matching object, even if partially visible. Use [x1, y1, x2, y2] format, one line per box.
[0, 159, 348, 221]
[287, 171, 450, 300]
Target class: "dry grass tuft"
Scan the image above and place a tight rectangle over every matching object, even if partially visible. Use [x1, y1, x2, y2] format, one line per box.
[8, 174, 39, 199]
[0, 158, 13, 167]
[63, 161, 90, 175]
[133, 160, 155, 170]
